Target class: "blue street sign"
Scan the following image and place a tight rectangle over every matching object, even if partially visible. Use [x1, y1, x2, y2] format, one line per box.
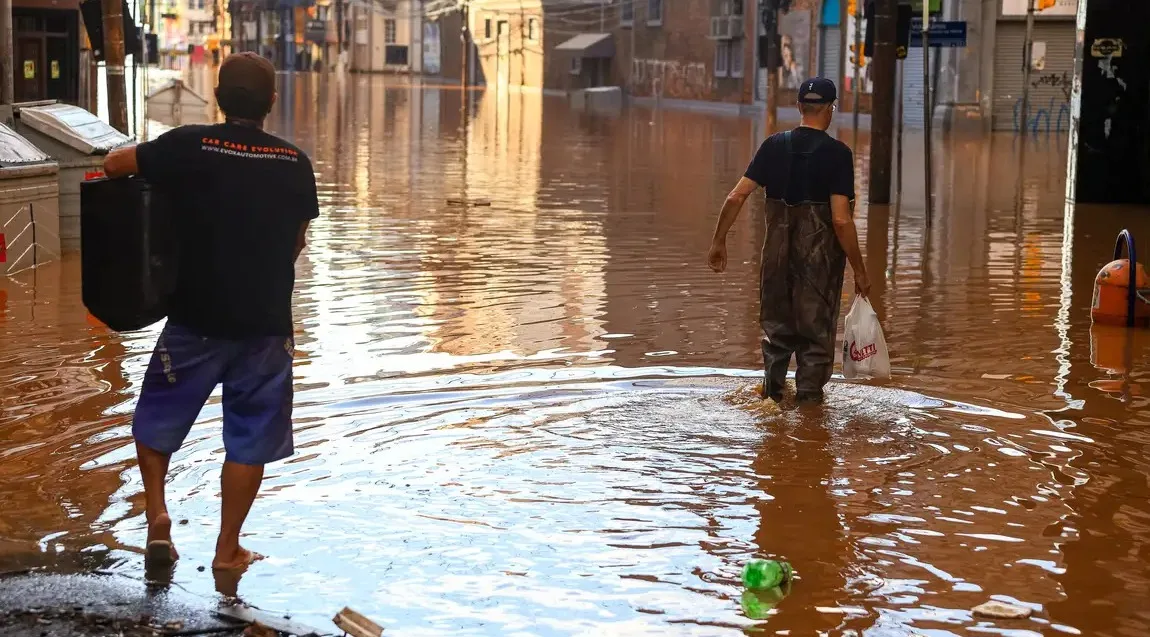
[909, 19, 968, 48]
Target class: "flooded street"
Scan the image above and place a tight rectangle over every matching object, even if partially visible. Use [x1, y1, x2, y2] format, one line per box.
[2, 72, 1150, 635]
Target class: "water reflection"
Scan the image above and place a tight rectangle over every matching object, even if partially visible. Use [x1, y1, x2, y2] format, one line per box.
[0, 72, 1147, 635]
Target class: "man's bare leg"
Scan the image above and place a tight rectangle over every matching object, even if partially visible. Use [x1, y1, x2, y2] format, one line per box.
[136, 441, 179, 562]
[213, 460, 265, 570]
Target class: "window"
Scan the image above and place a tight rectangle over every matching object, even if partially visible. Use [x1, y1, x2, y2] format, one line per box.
[715, 39, 743, 79]
[621, 0, 633, 25]
[714, 41, 730, 77]
[484, 18, 492, 39]
[385, 45, 408, 66]
[385, 18, 396, 44]
[647, 0, 662, 25]
[570, 57, 582, 75]
[730, 37, 744, 77]
[527, 17, 538, 41]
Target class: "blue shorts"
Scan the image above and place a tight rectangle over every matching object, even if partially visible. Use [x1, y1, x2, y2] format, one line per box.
[133, 323, 295, 465]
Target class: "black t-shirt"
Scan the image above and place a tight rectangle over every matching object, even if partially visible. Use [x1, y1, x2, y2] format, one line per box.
[744, 127, 855, 203]
[136, 122, 319, 338]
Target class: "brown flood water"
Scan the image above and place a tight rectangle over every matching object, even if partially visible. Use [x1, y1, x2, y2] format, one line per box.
[2, 72, 1150, 635]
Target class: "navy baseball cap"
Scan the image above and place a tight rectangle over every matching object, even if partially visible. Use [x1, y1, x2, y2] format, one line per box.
[797, 77, 837, 104]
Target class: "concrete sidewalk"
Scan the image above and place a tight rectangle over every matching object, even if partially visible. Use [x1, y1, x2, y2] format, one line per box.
[0, 572, 328, 636]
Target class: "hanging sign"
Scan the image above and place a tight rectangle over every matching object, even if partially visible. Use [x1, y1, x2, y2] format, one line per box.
[50, 60, 59, 79]
[1090, 38, 1124, 58]
[23, 60, 33, 79]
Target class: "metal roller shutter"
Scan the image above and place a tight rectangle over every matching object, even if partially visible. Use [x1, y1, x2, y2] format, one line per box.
[992, 21, 1076, 132]
[819, 26, 841, 82]
[901, 46, 925, 129]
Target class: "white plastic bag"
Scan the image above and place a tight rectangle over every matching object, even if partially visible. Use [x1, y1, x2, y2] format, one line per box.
[842, 297, 891, 379]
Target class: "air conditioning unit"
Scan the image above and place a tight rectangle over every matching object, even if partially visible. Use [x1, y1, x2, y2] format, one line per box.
[728, 15, 744, 38]
[710, 16, 733, 39]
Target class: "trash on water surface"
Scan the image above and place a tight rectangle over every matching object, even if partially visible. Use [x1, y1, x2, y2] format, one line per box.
[971, 600, 1033, 619]
[742, 559, 793, 591]
[446, 198, 491, 207]
[333, 606, 384, 636]
[740, 587, 788, 619]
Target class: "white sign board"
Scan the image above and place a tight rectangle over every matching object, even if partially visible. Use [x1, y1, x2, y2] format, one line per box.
[1031, 41, 1046, 70]
[1002, 0, 1078, 17]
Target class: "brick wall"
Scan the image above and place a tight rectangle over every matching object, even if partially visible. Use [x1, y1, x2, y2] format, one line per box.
[621, 0, 754, 104]
[542, 2, 622, 92]
[437, 10, 463, 80]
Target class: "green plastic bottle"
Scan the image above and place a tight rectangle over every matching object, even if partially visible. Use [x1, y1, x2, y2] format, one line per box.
[740, 587, 788, 619]
[741, 559, 793, 591]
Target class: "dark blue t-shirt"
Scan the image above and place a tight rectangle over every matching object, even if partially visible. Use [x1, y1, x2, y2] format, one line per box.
[744, 127, 855, 204]
[136, 122, 319, 338]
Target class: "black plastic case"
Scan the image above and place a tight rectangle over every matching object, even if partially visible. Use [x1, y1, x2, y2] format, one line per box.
[81, 177, 178, 332]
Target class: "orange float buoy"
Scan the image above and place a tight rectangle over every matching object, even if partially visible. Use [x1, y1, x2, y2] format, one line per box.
[1091, 230, 1150, 327]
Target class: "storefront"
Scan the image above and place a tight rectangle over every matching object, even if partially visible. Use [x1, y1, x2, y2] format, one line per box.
[992, 0, 1077, 132]
[12, 0, 82, 104]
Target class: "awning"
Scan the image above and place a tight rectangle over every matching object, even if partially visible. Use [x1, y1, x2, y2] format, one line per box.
[554, 33, 615, 58]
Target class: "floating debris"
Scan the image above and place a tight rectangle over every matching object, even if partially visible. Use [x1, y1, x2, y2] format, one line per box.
[333, 607, 383, 637]
[446, 198, 492, 207]
[972, 600, 1033, 619]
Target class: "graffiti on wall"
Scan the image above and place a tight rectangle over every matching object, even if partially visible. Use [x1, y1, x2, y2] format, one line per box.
[1013, 71, 1072, 134]
[631, 58, 709, 97]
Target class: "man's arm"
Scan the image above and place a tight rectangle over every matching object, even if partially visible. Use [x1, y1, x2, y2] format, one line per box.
[103, 145, 139, 178]
[295, 158, 320, 262]
[294, 220, 310, 261]
[830, 194, 869, 297]
[708, 176, 759, 273]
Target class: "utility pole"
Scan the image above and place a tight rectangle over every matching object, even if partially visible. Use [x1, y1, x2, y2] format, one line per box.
[336, 0, 343, 55]
[850, 0, 862, 133]
[1019, 0, 1036, 135]
[921, 0, 932, 220]
[103, 0, 129, 133]
[868, 0, 896, 203]
[460, 1, 470, 90]
[0, 0, 12, 106]
[761, 0, 779, 134]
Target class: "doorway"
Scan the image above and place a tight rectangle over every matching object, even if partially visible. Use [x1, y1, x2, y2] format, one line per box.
[12, 9, 79, 104]
[16, 36, 44, 102]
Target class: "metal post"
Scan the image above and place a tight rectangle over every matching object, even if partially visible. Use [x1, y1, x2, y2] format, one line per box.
[868, 0, 897, 203]
[103, 0, 129, 133]
[763, 0, 779, 135]
[922, 0, 932, 221]
[336, 0, 343, 55]
[851, 0, 862, 133]
[0, 0, 12, 105]
[460, 1, 469, 88]
[1020, 0, 1036, 135]
[896, 57, 904, 189]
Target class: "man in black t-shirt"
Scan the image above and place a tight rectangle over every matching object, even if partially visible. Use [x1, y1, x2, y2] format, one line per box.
[103, 52, 319, 571]
[708, 77, 869, 403]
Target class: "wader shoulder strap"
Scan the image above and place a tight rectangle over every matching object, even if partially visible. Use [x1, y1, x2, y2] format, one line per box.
[782, 130, 831, 206]
[781, 130, 794, 204]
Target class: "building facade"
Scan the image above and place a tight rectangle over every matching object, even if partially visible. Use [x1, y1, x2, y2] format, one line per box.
[419, 0, 1076, 133]
[11, 0, 84, 103]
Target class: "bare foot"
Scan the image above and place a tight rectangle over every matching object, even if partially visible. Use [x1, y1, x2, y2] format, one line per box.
[145, 513, 179, 564]
[212, 546, 263, 571]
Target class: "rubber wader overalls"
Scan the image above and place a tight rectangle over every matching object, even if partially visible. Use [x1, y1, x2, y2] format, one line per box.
[759, 130, 847, 400]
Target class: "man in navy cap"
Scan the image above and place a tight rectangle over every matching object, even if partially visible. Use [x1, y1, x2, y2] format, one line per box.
[707, 77, 869, 403]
